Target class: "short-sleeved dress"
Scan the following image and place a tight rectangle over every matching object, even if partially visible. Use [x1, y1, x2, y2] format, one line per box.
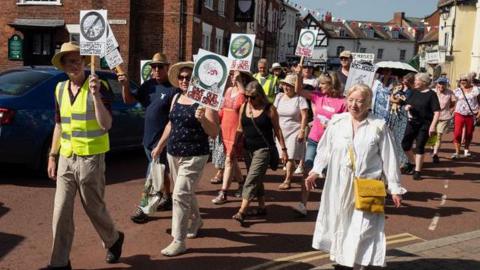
[220, 87, 245, 157]
[274, 93, 309, 160]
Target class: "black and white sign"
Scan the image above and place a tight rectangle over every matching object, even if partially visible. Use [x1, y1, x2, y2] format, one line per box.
[344, 62, 377, 94]
[80, 10, 108, 56]
[352, 53, 375, 64]
[104, 48, 123, 70]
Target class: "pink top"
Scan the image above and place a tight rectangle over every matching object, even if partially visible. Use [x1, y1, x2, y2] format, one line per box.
[435, 89, 454, 120]
[308, 91, 347, 142]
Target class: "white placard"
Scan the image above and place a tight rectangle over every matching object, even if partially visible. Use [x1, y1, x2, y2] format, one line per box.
[140, 60, 152, 85]
[425, 51, 445, 64]
[344, 62, 377, 94]
[352, 53, 375, 64]
[104, 48, 123, 70]
[295, 29, 318, 58]
[188, 49, 232, 110]
[228, 33, 255, 71]
[103, 24, 119, 57]
[80, 10, 108, 56]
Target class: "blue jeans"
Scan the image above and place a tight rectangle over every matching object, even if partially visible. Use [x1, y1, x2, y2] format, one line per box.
[304, 138, 318, 172]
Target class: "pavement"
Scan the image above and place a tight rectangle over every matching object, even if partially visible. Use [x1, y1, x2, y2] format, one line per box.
[313, 230, 480, 270]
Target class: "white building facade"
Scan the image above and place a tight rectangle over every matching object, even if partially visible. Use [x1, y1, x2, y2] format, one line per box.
[277, 4, 298, 63]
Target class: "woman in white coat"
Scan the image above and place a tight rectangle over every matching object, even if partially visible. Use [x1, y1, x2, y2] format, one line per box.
[305, 84, 406, 269]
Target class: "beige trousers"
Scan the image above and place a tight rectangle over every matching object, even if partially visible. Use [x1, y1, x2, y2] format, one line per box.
[50, 154, 118, 267]
[167, 154, 209, 242]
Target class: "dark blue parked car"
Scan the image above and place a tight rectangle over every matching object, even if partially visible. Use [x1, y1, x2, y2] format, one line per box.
[0, 66, 144, 172]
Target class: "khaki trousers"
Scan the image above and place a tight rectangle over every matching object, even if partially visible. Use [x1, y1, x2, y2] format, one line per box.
[167, 154, 209, 242]
[50, 154, 118, 267]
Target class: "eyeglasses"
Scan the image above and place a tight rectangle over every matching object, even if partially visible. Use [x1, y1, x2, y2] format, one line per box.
[151, 64, 164, 69]
[177, 75, 191, 81]
[321, 71, 331, 78]
[62, 58, 83, 66]
[245, 95, 257, 100]
[339, 57, 350, 61]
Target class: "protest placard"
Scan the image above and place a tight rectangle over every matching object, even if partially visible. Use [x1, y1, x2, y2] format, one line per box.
[352, 53, 375, 64]
[104, 48, 123, 70]
[188, 49, 232, 110]
[103, 24, 119, 57]
[140, 60, 152, 85]
[80, 10, 108, 56]
[295, 29, 318, 58]
[344, 61, 377, 95]
[228, 34, 255, 71]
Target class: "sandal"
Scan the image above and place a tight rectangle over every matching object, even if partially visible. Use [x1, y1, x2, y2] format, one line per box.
[210, 176, 222, 184]
[246, 207, 267, 216]
[232, 211, 245, 224]
[278, 181, 291, 190]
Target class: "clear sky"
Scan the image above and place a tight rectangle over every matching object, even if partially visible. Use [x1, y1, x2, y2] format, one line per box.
[293, 0, 439, 22]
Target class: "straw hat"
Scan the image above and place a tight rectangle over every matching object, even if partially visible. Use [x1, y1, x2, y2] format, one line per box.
[168, 61, 194, 88]
[279, 74, 297, 88]
[339, 50, 352, 58]
[51, 42, 90, 71]
[149, 52, 169, 65]
[270, 62, 282, 72]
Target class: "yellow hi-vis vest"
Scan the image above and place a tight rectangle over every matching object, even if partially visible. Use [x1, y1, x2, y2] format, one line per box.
[55, 79, 110, 157]
[254, 73, 277, 103]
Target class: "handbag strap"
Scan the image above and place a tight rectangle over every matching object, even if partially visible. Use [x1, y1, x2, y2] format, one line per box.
[459, 88, 476, 116]
[348, 146, 356, 176]
[248, 104, 272, 148]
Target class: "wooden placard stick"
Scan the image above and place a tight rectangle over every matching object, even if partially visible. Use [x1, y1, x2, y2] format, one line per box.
[90, 55, 96, 75]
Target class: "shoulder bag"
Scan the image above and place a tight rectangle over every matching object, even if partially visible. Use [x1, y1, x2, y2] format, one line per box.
[348, 146, 387, 213]
[459, 88, 479, 127]
[248, 104, 280, 170]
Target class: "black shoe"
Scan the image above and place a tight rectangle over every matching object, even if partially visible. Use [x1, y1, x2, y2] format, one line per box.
[432, 154, 440, 163]
[130, 207, 149, 224]
[413, 171, 422, 181]
[157, 196, 172, 211]
[106, 231, 124, 264]
[39, 261, 72, 270]
[401, 163, 415, 175]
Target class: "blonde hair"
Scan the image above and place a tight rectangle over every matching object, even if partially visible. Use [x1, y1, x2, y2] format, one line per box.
[346, 84, 373, 109]
[318, 71, 342, 97]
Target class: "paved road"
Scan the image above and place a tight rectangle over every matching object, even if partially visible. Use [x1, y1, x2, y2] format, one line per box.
[0, 132, 479, 270]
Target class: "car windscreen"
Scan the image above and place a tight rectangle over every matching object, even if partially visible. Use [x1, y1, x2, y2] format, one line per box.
[0, 70, 53, 96]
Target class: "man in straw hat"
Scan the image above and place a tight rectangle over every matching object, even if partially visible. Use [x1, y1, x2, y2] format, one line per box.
[42, 42, 123, 270]
[119, 52, 176, 223]
[336, 50, 352, 93]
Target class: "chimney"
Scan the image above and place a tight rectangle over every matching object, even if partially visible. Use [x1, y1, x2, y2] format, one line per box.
[325, 11, 332, 22]
[394, 12, 405, 26]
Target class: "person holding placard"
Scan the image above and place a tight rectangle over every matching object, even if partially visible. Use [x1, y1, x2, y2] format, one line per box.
[43, 42, 123, 269]
[119, 52, 176, 223]
[254, 58, 278, 103]
[151, 61, 219, 256]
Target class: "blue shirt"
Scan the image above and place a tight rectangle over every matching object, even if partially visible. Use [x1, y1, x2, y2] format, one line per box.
[133, 79, 178, 150]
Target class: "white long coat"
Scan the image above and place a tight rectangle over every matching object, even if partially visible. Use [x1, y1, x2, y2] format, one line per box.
[311, 112, 407, 267]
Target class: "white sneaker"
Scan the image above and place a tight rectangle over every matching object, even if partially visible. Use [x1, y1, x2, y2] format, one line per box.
[186, 219, 203, 239]
[451, 153, 460, 159]
[464, 150, 471, 157]
[161, 241, 186, 257]
[294, 165, 304, 175]
[295, 203, 307, 216]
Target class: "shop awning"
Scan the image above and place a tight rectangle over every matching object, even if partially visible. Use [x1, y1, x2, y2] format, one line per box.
[9, 18, 64, 28]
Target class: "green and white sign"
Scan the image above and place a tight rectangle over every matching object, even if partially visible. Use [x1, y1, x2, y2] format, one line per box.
[295, 29, 318, 58]
[188, 49, 232, 110]
[8, 34, 23, 61]
[228, 33, 255, 71]
[140, 60, 152, 84]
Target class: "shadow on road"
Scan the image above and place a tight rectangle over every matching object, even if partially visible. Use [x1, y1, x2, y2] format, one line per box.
[92, 254, 314, 270]
[386, 202, 474, 219]
[0, 231, 25, 261]
[370, 258, 480, 270]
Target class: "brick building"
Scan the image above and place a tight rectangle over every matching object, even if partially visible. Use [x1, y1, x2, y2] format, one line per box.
[1, 0, 245, 82]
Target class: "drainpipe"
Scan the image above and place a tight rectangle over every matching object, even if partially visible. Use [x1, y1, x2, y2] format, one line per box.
[178, 0, 185, 61]
[471, 1, 480, 72]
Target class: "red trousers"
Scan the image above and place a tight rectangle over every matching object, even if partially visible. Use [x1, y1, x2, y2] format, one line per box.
[453, 113, 474, 144]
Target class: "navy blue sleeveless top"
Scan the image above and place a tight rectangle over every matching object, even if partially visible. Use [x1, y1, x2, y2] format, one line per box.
[241, 104, 275, 151]
[167, 96, 210, 157]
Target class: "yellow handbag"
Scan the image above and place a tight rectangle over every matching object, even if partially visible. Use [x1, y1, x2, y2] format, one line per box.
[348, 147, 387, 213]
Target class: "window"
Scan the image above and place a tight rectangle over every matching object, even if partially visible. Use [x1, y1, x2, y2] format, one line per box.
[400, 50, 406, 61]
[32, 33, 52, 55]
[391, 30, 399, 39]
[364, 28, 375, 38]
[359, 48, 367, 53]
[202, 23, 213, 50]
[204, 0, 213, 9]
[339, 29, 346, 37]
[336, 46, 345, 56]
[444, 32, 449, 48]
[218, 0, 225, 16]
[215, 28, 224, 54]
[17, 0, 61, 4]
[0, 70, 52, 96]
[377, 48, 384, 60]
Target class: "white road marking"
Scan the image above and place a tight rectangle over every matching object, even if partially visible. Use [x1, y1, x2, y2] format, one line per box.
[428, 213, 441, 231]
[440, 194, 447, 206]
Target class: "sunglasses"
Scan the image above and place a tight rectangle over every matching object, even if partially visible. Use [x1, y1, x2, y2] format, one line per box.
[245, 95, 258, 100]
[339, 57, 350, 61]
[151, 64, 165, 69]
[177, 75, 191, 81]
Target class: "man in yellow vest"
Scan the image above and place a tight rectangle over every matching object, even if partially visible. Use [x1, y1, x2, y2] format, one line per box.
[43, 42, 123, 270]
[254, 58, 278, 103]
